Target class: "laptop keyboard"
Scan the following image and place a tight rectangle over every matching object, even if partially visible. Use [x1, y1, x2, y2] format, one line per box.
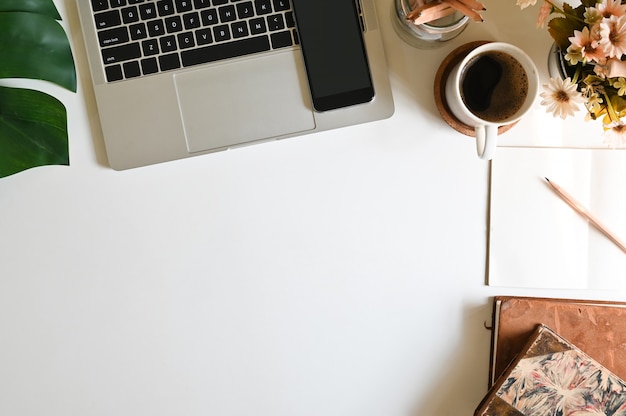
[91, 0, 301, 82]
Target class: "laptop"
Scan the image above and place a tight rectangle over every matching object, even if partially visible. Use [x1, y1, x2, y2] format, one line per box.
[76, 0, 394, 170]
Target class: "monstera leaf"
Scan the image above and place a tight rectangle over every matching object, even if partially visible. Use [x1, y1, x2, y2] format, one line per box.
[0, 0, 76, 178]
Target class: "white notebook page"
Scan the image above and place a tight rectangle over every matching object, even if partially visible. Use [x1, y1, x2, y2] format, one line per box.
[489, 147, 626, 289]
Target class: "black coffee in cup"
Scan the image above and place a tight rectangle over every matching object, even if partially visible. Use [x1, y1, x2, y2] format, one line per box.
[460, 51, 529, 122]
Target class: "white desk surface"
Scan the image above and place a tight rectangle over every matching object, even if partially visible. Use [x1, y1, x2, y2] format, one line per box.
[1, 1, 624, 415]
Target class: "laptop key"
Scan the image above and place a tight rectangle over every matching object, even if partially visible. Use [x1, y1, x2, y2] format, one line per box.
[130, 23, 148, 39]
[254, 0, 272, 15]
[123, 61, 142, 78]
[219, 5, 237, 22]
[177, 32, 196, 49]
[183, 12, 201, 29]
[249, 17, 266, 34]
[272, 0, 289, 11]
[139, 3, 157, 19]
[92, 0, 109, 12]
[194, 0, 212, 8]
[121, 6, 140, 23]
[160, 35, 178, 52]
[105, 65, 124, 82]
[231, 21, 249, 38]
[285, 11, 294, 27]
[270, 30, 291, 49]
[95, 10, 122, 29]
[181, 35, 270, 66]
[141, 57, 159, 75]
[159, 53, 181, 70]
[195, 28, 213, 44]
[98, 27, 129, 47]
[102, 42, 142, 64]
[175, 0, 193, 12]
[165, 16, 183, 32]
[267, 14, 284, 31]
[213, 25, 231, 41]
[157, 0, 175, 15]
[236, 2, 254, 18]
[147, 19, 166, 36]
[200, 9, 218, 25]
[142, 39, 160, 55]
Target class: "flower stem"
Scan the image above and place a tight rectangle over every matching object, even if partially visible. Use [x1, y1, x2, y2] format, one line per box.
[544, 0, 585, 24]
[572, 66, 581, 85]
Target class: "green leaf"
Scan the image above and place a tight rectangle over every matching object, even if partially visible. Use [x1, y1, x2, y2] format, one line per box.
[0, 0, 61, 20]
[580, 0, 597, 8]
[0, 11, 76, 92]
[548, 16, 579, 51]
[0, 86, 69, 178]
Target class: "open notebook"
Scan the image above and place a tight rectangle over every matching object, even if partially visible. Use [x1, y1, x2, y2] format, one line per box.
[488, 147, 626, 289]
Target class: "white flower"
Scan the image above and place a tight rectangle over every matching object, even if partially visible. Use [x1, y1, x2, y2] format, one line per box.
[540, 77, 585, 119]
[516, 0, 537, 10]
[603, 122, 626, 147]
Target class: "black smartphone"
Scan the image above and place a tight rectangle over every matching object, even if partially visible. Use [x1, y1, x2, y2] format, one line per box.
[291, 0, 375, 112]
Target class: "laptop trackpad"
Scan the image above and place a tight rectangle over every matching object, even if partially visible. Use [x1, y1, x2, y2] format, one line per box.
[174, 51, 316, 153]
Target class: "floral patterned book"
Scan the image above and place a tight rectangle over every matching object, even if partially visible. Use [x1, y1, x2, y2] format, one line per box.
[475, 324, 626, 416]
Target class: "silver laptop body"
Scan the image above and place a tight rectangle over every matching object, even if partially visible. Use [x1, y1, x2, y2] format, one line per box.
[76, 0, 394, 170]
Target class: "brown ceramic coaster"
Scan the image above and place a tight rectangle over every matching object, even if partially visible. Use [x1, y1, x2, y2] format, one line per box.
[434, 41, 517, 137]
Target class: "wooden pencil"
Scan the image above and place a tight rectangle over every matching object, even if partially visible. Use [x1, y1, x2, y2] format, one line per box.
[442, 0, 484, 22]
[545, 177, 626, 254]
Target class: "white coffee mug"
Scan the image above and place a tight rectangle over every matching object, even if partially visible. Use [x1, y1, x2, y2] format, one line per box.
[445, 42, 539, 160]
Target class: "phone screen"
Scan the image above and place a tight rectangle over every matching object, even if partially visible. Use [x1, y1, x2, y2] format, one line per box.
[291, 0, 375, 112]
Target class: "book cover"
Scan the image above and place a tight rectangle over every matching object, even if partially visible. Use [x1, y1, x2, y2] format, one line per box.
[475, 324, 626, 416]
[488, 296, 626, 387]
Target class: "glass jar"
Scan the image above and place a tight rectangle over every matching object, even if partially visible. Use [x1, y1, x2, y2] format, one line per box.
[392, 0, 469, 49]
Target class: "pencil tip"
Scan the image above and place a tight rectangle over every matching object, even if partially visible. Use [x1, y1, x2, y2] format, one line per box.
[544, 177, 550, 182]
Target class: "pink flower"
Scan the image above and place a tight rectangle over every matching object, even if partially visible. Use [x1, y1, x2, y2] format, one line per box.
[536, 1, 552, 28]
[599, 14, 626, 58]
[567, 27, 605, 63]
[596, 0, 626, 18]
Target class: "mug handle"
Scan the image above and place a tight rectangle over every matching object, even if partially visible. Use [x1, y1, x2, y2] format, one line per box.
[475, 125, 498, 160]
